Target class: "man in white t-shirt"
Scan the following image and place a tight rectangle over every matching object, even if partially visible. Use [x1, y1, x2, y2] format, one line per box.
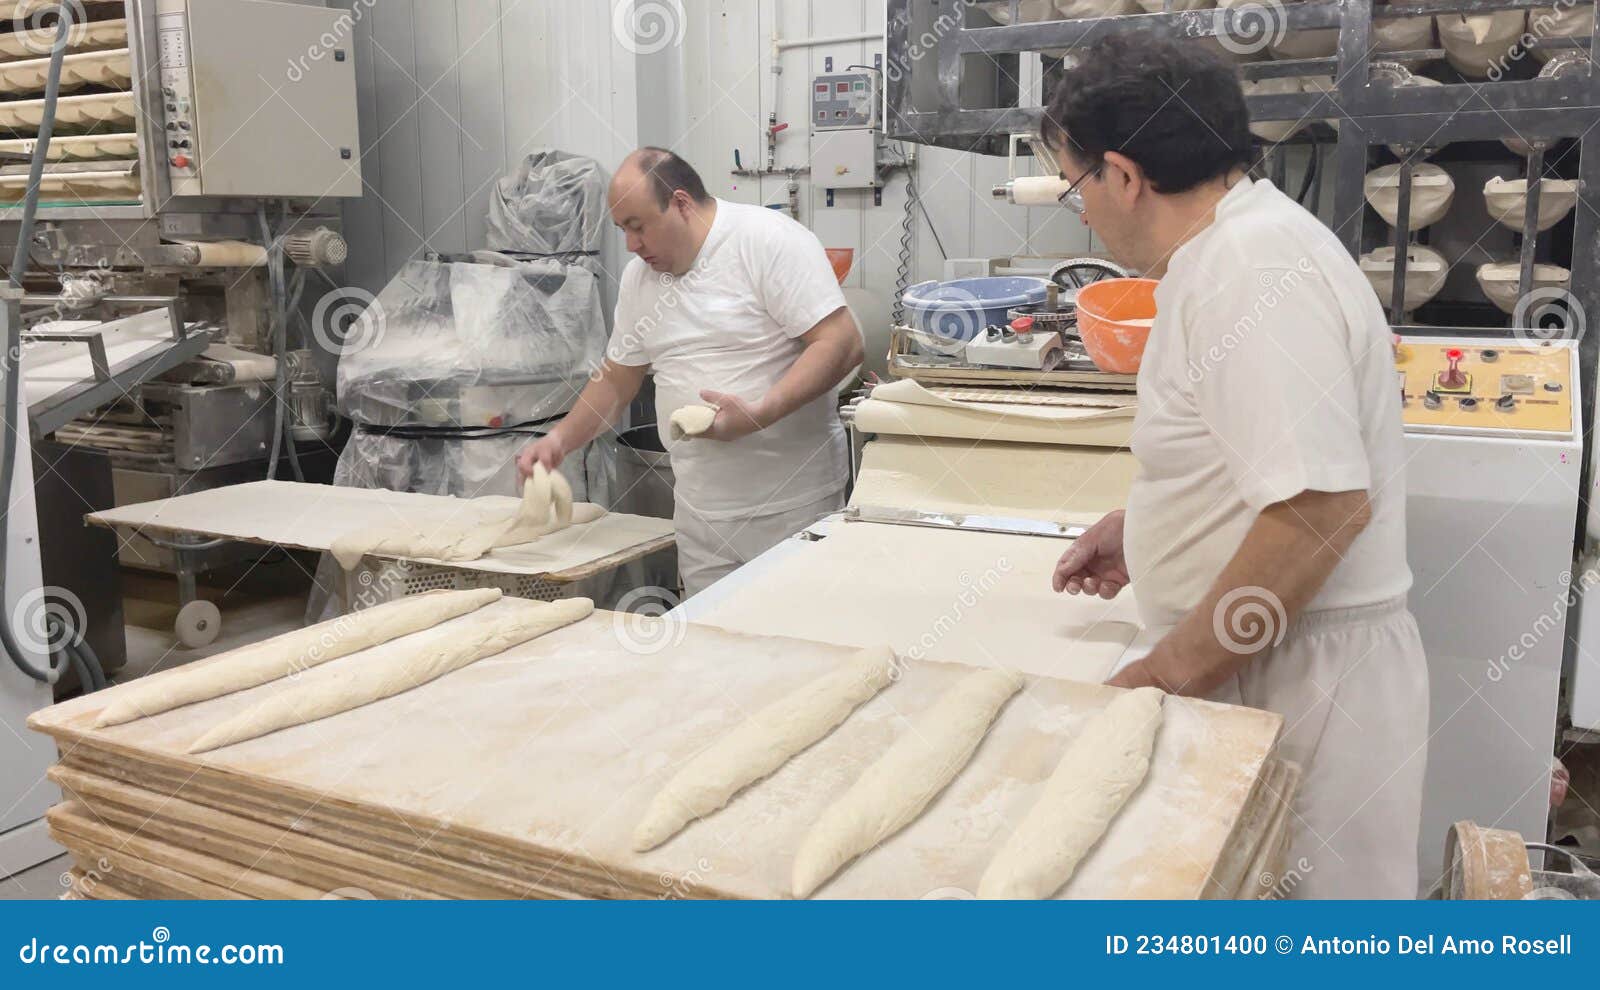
[517, 148, 863, 596]
[1044, 36, 1428, 897]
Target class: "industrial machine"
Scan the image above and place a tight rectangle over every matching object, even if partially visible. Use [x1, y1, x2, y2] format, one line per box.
[0, 0, 360, 638]
[1, 0, 363, 879]
[1399, 336, 1582, 882]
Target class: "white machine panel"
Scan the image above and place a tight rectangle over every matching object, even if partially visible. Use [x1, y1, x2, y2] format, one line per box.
[1401, 336, 1580, 880]
[1, 399, 59, 871]
[157, 0, 362, 198]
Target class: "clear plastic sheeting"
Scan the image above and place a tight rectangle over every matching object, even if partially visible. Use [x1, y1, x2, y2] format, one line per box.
[336, 258, 605, 429]
[486, 150, 609, 269]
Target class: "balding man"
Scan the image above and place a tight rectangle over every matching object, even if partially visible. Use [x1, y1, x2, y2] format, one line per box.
[518, 148, 864, 597]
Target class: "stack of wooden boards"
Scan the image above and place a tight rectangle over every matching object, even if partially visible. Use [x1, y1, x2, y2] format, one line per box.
[31, 594, 1296, 899]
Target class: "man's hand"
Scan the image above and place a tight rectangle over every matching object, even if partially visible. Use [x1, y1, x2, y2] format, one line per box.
[695, 389, 768, 442]
[517, 433, 567, 481]
[1052, 510, 1129, 600]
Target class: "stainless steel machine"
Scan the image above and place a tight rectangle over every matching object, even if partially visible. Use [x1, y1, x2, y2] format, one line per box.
[0, 0, 361, 643]
[1, 0, 363, 878]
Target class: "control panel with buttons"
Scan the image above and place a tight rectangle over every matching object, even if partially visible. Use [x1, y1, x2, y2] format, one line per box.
[157, 6, 200, 194]
[811, 72, 879, 131]
[1396, 337, 1576, 437]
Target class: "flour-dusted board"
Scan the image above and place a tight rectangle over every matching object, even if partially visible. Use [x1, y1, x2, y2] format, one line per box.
[31, 605, 1282, 899]
[692, 520, 1143, 682]
[84, 480, 675, 579]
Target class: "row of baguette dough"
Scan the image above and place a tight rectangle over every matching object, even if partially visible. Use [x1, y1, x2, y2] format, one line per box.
[94, 587, 1163, 898]
[96, 589, 593, 755]
[633, 644, 1165, 899]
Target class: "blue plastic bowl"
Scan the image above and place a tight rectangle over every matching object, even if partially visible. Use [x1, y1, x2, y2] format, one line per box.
[901, 276, 1052, 342]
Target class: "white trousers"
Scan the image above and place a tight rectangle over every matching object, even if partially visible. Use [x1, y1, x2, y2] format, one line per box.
[1205, 597, 1429, 899]
[674, 489, 847, 599]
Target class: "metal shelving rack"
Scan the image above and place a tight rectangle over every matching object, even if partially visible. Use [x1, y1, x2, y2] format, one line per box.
[887, 0, 1600, 328]
[886, 0, 1600, 478]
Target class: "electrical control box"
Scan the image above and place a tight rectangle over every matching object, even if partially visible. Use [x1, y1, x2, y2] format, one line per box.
[157, 0, 362, 198]
[812, 128, 882, 189]
[811, 72, 880, 130]
[810, 71, 882, 189]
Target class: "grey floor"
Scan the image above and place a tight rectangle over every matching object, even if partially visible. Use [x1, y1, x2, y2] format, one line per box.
[2, 855, 70, 900]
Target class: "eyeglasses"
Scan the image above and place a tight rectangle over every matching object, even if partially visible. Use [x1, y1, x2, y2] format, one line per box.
[1058, 162, 1103, 215]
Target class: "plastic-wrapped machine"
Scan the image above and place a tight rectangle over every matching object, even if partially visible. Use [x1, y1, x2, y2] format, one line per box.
[486, 149, 608, 273]
[336, 257, 604, 433]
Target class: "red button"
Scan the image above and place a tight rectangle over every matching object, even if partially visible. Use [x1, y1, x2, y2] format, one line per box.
[1446, 348, 1463, 360]
[171, 154, 191, 168]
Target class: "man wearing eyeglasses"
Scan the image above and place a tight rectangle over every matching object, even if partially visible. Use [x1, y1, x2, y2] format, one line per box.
[1045, 35, 1427, 898]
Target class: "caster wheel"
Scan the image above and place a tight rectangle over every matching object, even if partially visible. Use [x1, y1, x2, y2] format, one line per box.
[175, 600, 221, 649]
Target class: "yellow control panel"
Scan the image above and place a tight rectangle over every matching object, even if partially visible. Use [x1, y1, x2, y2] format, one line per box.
[1395, 338, 1574, 436]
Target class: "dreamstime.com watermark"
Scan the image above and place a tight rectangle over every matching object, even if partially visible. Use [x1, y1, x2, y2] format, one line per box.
[287, 566, 410, 679]
[612, 586, 688, 655]
[658, 857, 713, 900]
[17, 929, 284, 967]
[1211, 1, 1289, 58]
[286, 0, 370, 82]
[1258, 856, 1314, 900]
[10, 586, 86, 658]
[310, 286, 384, 357]
[885, 0, 978, 82]
[611, 0, 687, 56]
[1212, 586, 1288, 656]
[899, 559, 1014, 670]
[1186, 258, 1314, 385]
[1486, 563, 1600, 684]
[1486, 0, 1587, 82]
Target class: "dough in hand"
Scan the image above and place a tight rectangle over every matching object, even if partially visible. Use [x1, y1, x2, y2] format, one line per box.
[792, 667, 1023, 898]
[188, 597, 594, 753]
[633, 645, 899, 852]
[669, 405, 717, 441]
[330, 466, 604, 570]
[95, 589, 502, 727]
[978, 686, 1164, 899]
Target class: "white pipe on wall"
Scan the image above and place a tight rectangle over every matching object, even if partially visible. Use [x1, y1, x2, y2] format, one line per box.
[774, 31, 881, 51]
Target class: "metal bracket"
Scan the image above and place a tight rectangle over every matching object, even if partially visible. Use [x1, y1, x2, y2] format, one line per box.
[842, 505, 1087, 540]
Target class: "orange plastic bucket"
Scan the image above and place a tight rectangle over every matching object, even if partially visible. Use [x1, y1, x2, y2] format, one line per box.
[825, 248, 854, 285]
[1075, 277, 1158, 374]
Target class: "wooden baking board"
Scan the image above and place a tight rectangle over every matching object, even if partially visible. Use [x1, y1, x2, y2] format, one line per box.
[692, 519, 1143, 682]
[85, 480, 675, 580]
[30, 607, 1281, 899]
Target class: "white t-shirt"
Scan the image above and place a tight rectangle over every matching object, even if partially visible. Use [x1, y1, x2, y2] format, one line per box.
[1123, 178, 1413, 632]
[607, 200, 851, 521]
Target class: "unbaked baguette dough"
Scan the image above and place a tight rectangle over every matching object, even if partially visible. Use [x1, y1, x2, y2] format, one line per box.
[791, 667, 1023, 898]
[632, 645, 900, 851]
[978, 686, 1164, 899]
[330, 466, 603, 569]
[96, 589, 502, 728]
[668, 405, 717, 441]
[187, 597, 594, 753]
